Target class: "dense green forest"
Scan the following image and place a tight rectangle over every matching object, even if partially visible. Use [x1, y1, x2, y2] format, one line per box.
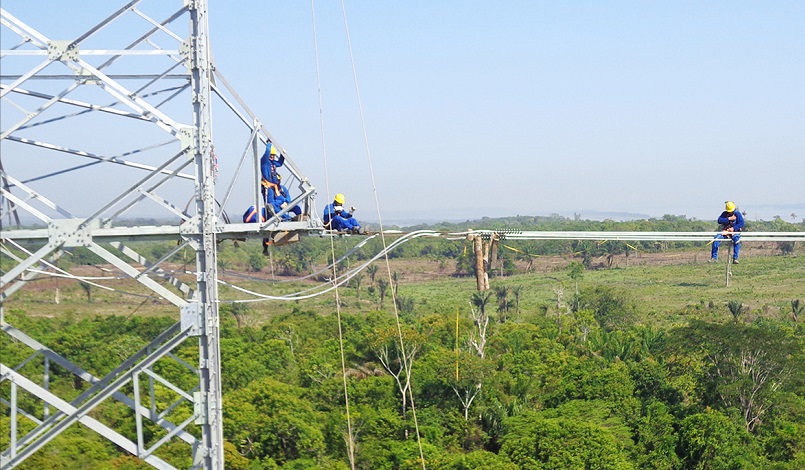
[2, 214, 804, 468]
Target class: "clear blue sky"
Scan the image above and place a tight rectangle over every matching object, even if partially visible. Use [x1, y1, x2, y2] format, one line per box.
[3, 1, 804, 224]
[209, 0, 804, 223]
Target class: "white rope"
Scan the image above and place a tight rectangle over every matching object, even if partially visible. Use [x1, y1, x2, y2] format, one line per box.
[338, 2, 427, 466]
[311, 2, 356, 467]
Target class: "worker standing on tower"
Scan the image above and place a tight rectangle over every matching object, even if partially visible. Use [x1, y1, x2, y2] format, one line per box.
[260, 143, 284, 203]
[710, 200, 745, 264]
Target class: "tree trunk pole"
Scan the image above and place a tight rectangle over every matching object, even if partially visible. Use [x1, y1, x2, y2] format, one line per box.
[473, 235, 487, 291]
[725, 243, 732, 287]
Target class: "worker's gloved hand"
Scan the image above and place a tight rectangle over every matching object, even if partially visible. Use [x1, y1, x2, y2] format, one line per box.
[350, 206, 356, 213]
[281, 202, 288, 209]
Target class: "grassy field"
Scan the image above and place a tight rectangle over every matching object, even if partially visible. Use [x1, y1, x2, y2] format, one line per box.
[6, 245, 802, 331]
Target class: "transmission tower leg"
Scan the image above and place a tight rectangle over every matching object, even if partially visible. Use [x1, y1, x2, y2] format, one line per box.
[188, 1, 224, 468]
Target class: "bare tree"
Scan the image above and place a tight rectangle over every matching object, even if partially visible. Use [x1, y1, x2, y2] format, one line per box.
[277, 326, 296, 358]
[469, 302, 489, 359]
[372, 326, 423, 420]
[707, 347, 788, 432]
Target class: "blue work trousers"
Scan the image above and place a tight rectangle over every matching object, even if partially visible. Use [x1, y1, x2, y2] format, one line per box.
[711, 233, 741, 260]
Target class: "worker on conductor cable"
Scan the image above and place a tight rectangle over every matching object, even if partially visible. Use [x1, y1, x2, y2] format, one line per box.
[260, 143, 285, 202]
[710, 200, 745, 264]
[323, 193, 365, 234]
[266, 173, 302, 221]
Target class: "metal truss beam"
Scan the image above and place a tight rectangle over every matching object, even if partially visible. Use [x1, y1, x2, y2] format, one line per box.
[1, 1, 321, 469]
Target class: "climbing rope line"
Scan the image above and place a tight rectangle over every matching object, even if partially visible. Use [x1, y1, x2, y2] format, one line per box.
[339, 1, 427, 467]
[311, 2, 356, 467]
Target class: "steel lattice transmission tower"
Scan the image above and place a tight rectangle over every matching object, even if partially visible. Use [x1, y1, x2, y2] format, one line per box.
[1, 1, 319, 468]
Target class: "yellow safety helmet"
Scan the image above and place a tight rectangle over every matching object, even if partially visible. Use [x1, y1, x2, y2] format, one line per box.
[269, 145, 279, 156]
[334, 193, 346, 205]
[725, 201, 736, 212]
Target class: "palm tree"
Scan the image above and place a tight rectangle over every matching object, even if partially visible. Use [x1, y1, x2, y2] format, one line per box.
[568, 261, 584, 291]
[230, 302, 251, 329]
[470, 291, 492, 316]
[791, 299, 803, 323]
[494, 286, 510, 323]
[391, 271, 401, 296]
[351, 273, 364, 303]
[727, 300, 747, 322]
[599, 241, 622, 269]
[572, 240, 594, 268]
[624, 244, 631, 268]
[376, 278, 389, 309]
[367, 264, 378, 284]
[516, 245, 536, 273]
[511, 285, 523, 321]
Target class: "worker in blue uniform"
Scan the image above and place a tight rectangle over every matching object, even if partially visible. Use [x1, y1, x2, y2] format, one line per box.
[260, 143, 284, 203]
[323, 193, 365, 234]
[242, 205, 267, 223]
[710, 200, 745, 263]
[267, 174, 302, 221]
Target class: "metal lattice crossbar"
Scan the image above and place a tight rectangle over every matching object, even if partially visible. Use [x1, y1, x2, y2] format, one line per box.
[0, 1, 320, 468]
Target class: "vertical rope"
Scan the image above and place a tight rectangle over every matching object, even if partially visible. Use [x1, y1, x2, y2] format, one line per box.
[339, 1, 426, 468]
[311, 2, 356, 468]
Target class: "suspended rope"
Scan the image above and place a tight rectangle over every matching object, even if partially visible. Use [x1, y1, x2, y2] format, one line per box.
[311, 1, 356, 467]
[338, 0, 427, 467]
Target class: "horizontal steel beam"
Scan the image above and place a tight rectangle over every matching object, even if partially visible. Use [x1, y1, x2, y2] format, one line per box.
[1, 220, 326, 243]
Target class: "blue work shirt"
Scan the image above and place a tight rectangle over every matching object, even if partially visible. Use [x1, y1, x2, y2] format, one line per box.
[260, 146, 285, 185]
[717, 210, 745, 231]
[323, 203, 360, 231]
[268, 185, 300, 220]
